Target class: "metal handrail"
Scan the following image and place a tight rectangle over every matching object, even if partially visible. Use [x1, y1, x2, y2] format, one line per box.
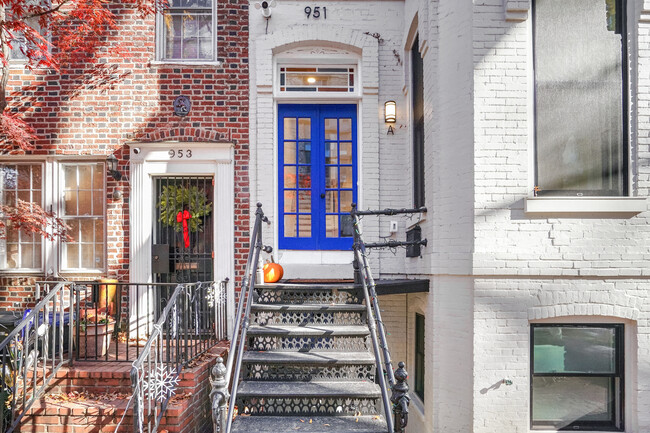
[128, 279, 227, 433]
[222, 202, 268, 433]
[0, 281, 74, 433]
[351, 204, 420, 433]
[131, 282, 185, 433]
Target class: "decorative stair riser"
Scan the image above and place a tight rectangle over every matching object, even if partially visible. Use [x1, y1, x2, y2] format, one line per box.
[231, 283, 388, 433]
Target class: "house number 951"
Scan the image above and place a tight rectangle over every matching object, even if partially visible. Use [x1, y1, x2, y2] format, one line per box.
[168, 149, 193, 158]
[304, 6, 326, 19]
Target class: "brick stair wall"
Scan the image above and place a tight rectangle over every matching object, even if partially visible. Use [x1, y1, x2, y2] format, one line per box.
[20, 346, 227, 433]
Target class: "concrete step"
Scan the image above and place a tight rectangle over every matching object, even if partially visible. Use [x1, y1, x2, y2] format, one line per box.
[230, 415, 388, 433]
[247, 325, 370, 337]
[237, 380, 382, 398]
[242, 351, 375, 365]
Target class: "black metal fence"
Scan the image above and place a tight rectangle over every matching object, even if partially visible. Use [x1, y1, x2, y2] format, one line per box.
[0, 279, 228, 433]
[129, 281, 227, 433]
[73, 280, 228, 362]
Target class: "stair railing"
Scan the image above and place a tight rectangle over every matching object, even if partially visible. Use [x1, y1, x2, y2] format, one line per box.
[351, 204, 427, 433]
[0, 281, 74, 433]
[127, 280, 227, 433]
[213, 203, 270, 433]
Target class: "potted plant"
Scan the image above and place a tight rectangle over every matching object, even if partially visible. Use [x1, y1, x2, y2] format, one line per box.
[78, 311, 115, 358]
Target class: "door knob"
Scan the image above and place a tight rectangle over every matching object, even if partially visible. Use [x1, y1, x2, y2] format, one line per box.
[320, 193, 325, 199]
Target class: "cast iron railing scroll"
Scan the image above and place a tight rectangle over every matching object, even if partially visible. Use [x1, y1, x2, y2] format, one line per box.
[214, 203, 269, 433]
[351, 204, 426, 433]
[0, 282, 74, 433]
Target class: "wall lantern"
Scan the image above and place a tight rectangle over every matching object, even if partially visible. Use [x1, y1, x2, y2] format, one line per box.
[106, 154, 122, 181]
[384, 101, 396, 123]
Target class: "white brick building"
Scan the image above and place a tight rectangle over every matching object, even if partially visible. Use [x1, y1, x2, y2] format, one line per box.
[248, 0, 650, 431]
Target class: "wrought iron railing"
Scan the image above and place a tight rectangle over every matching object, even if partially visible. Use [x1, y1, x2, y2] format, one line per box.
[0, 281, 74, 433]
[351, 204, 427, 433]
[128, 279, 228, 433]
[212, 203, 270, 433]
[73, 281, 227, 362]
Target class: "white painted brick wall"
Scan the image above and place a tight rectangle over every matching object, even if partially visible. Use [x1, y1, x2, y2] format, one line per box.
[248, 0, 650, 431]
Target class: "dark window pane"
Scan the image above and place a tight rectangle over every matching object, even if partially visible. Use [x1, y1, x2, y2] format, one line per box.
[534, 0, 625, 195]
[412, 35, 425, 207]
[415, 313, 425, 401]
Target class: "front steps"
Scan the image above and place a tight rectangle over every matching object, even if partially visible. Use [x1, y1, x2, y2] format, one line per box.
[231, 283, 389, 433]
[19, 345, 227, 433]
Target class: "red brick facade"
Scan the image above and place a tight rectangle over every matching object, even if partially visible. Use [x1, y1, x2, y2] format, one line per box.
[0, 1, 249, 308]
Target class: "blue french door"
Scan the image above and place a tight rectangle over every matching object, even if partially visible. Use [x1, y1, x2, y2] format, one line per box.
[279, 104, 358, 250]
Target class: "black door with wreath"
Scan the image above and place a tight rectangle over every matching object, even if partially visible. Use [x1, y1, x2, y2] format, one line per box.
[152, 176, 214, 284]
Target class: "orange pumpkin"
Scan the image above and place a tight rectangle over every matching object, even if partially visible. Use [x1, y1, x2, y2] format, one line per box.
[263, 262, 284, 283]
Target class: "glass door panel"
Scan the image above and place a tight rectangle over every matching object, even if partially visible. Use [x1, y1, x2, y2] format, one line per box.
[279, 104, 357, 250]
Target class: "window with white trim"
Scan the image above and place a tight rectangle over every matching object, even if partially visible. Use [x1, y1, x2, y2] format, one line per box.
[0, 161, 106, 273]
[7, 0, 50, 62]
[157, 0, 216, 62]
[533, 0, 628, 196]
[531, 324, 624, 431]
[0, 163, 43, 270]
[60, 163, 105, 271]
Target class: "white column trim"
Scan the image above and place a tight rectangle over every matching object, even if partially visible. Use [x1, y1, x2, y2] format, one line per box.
[129, 142, 235, 335]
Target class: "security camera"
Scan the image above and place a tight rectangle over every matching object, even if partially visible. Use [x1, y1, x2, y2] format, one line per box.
[132, 147, 141, 155]
[255, 0, 276, 18]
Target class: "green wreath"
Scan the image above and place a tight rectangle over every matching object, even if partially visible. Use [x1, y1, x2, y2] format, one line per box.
[157, 185, 212, 233]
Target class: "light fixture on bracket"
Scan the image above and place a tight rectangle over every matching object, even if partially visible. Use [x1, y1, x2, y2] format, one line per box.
[106, 154, 122, 181]
[255, 0, 276, 18]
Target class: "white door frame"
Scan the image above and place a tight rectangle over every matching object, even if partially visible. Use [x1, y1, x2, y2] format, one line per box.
[129, 142, 235, 336]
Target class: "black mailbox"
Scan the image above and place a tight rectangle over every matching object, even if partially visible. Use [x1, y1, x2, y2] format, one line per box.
[152, 244, 170, 274]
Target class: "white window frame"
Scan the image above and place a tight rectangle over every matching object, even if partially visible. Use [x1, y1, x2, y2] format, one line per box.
[154, 0, 219, 64]
[274, 50, 362, 100]
[57, 162, 107, 274]
[0, 158, 107, 276]
[7, 0, 51, 65]
[0, 162, 46, 272]
[525, 0, 647, 215]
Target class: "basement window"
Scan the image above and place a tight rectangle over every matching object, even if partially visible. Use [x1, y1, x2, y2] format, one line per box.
[531, 324, 624, 431]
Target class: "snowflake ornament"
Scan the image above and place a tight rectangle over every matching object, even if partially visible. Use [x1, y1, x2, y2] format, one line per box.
[143, 365, 179, 402]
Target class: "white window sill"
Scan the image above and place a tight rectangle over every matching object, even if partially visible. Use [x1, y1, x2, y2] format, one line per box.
[531, 431, 623, 433]
[0, 269, 44, 275]
[149, 60, 222, 67]
[525, 197, 647, 215]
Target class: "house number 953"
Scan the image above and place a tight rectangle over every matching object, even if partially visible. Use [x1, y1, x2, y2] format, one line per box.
[305, 6, 326, 19]
[168, 149, 193, 158]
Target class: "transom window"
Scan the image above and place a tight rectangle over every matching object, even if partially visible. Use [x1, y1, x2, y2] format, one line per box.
[533, 0, 627, 196]
[531, 324, 624, 431]
[279, 67, 355, 92]
[159, 0, 216, 61]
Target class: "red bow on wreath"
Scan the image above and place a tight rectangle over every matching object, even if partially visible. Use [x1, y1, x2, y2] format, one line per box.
[176, 210, 191, 248]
